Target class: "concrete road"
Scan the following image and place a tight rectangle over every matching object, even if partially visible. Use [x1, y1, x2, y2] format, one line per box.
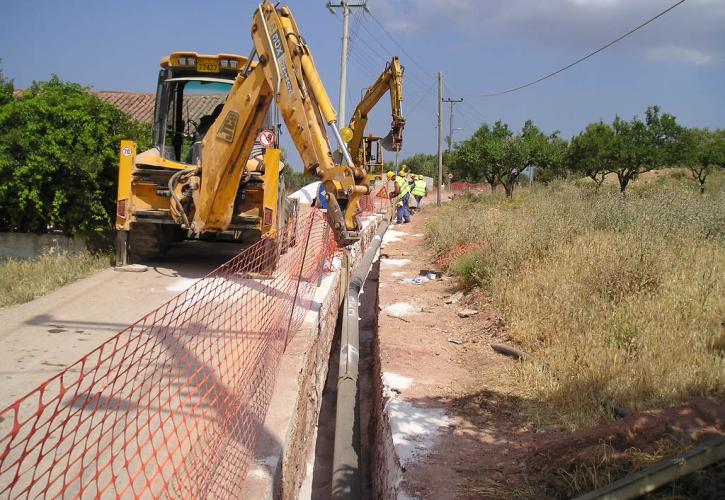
[0, 239, 245, 409]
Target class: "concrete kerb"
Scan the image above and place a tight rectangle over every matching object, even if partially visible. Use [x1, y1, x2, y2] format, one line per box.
[240, 213, 385, 499]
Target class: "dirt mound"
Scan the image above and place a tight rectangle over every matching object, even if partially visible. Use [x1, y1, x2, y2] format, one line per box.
[530, 397, 725, 494]
[434, 242, 488, 269]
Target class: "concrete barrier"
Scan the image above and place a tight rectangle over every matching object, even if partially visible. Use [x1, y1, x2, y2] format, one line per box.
[0, 232, 86, 260]
[241, 213, 385, 499]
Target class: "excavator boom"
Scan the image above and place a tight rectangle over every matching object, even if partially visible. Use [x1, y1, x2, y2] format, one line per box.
[180, 2, 368, 245]
[347, 57, 405, 168]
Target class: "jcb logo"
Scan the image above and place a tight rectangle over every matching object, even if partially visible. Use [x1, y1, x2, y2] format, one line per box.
[217, 111, 239, 143]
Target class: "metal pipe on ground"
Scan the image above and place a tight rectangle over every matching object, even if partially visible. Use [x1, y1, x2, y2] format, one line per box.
[331, 218, 389, 499]
[574, 435, 725, 500]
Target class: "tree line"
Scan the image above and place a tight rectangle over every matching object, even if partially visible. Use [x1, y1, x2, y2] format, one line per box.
[398, 106, 724, 196]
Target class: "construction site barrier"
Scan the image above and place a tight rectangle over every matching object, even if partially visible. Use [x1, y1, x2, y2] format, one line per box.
[0, 194, 388, 499]
[449, 181, 491, 193]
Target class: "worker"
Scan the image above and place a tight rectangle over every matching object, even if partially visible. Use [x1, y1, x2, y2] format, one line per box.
[386, 171, 411, 224]
[407, 172, 417, 212]
[407, 171, 416, 188]
[411, 175, 428, 209]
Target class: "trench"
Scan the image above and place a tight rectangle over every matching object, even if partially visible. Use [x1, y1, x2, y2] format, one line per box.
[311, 257, 398, 499]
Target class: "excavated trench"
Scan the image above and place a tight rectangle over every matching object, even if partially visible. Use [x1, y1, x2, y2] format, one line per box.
[310, 258, 400, 499]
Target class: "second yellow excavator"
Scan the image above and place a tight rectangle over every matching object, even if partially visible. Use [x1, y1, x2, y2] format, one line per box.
[115, 1, 370, 266]
[344, 56, 405, 181]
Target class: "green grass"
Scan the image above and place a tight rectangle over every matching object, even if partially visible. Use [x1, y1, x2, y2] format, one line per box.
[0, 253, 109, 308]
[426, 179, 725, 429]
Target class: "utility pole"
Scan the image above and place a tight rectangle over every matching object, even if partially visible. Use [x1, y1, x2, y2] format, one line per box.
[442, 97, 464, 154]
[437, 72, 443, 207]
[327, 1, 368, 126]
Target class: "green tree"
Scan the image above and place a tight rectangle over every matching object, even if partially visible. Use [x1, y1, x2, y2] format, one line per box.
[0, 75, 151, 238]
[451, 121, 512, 192]
[498, 120, 562, 197]
[680, 128, 725, 194]
[397, 152, 439, 178]
[610, 106, 680, 193]
[0, 64, 13, 106]
[568, 122, 616, 191]
[534, 131, 568, 184]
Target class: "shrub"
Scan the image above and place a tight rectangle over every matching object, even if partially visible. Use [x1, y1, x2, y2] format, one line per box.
[0, 75, 151, 240]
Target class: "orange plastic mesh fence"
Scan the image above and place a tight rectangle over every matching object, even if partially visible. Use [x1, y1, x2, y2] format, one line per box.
[0, 209, 339, 499]
[450, 182, 490, 193]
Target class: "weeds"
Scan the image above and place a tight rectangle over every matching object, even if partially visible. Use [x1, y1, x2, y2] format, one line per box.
[426, 181, 725, 429]
[0, 253, 109, 307]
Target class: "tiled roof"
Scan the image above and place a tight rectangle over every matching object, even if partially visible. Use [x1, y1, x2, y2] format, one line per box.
[93, 92, 156, 123]
[11, 88, 227, 125]
[94, 92, 226, 125]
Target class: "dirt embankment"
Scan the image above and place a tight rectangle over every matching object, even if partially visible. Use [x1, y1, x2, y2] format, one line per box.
[374, 208, 725, 499]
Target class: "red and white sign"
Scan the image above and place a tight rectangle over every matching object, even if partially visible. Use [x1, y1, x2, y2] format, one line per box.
[257, 129, 276, 148]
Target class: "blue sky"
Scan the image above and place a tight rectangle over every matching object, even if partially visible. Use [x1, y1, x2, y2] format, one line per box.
[1, 0, 724, 171]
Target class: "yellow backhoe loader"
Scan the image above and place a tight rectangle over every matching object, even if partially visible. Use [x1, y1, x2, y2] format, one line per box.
[344, 56, 405, 181]
[115, 1, 369, 266]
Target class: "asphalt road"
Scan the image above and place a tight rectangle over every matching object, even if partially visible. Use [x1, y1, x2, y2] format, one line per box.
[0, 239, 246, 409]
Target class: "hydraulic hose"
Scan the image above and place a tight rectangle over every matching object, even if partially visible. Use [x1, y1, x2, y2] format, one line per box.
[331, 218, 389, 499]
[168, 167, 196, 229]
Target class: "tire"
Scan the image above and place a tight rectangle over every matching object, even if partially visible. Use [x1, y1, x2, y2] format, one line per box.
[128, 223, 172, 261]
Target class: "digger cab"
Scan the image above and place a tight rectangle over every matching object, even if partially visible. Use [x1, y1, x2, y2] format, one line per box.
[154, 52, 246, 165]
[115, 51, 297, 266]
[363, 135, 385, 182]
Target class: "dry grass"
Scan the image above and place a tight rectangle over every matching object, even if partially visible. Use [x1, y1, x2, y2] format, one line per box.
[0, 252, 109, 307]
[426, 181, 725, 429]
[554, 439, 725, 499]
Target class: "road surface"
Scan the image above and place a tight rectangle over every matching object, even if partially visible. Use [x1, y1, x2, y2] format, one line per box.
[0, 240, 245, 409]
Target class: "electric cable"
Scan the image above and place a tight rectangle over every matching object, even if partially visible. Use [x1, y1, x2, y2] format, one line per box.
[467, 0, 687, 97]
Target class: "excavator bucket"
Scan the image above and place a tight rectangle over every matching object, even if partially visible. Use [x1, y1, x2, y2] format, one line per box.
[380, 129, 399, 152]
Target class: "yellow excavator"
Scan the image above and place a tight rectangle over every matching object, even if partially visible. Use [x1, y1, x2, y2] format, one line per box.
[344, 56, 405, 181]
[115, 1, 369, 266]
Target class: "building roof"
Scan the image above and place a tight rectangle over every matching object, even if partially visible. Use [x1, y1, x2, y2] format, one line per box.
[11, 87, 227, 125]
[94, 91, 226, 125]
[93, 91, 156, 123]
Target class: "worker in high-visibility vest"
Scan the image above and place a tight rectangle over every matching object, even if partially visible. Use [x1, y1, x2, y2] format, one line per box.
[411, 175, 428, 209]
[386, 171, 411, 224]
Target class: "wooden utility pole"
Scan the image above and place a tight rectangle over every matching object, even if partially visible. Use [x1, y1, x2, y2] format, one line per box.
[437, 72, 443, 206]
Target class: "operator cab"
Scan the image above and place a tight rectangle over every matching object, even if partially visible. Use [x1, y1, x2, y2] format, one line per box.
[153, 52, 245, 164]
[364, 135, 385, 181]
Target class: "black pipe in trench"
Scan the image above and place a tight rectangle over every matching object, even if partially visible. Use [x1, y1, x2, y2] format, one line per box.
[331, 219, 389, 499]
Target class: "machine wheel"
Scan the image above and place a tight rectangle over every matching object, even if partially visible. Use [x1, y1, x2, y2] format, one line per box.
[128, 223, 172, 261]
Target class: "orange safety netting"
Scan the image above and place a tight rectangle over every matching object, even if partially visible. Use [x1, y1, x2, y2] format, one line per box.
[0, 198, 384, 499]
[449, 182, 491, 193]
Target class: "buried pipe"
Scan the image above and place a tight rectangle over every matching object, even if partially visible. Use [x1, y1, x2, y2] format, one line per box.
[491, 343, 631, 419]
[331, 218, 389, 499]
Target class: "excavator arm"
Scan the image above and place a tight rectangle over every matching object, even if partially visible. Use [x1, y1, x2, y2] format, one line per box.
[347, 56, 405, 168]
[176, 1, 368, 245]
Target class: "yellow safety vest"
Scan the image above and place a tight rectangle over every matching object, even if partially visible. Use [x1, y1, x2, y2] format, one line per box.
[394, 176, 410, 199]
[411, 180, 427, 197]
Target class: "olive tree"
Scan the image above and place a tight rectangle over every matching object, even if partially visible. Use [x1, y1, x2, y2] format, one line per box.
[678, 128, 725, 194]
[610, 106, 680, 193]
[568, 122, 616, 191]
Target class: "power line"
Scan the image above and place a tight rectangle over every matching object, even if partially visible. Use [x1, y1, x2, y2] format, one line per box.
[354, 12, 434, 91]
[467, 0, 687, 97]
[367, 11, 436, 83]
[406, 80, 437, 114]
